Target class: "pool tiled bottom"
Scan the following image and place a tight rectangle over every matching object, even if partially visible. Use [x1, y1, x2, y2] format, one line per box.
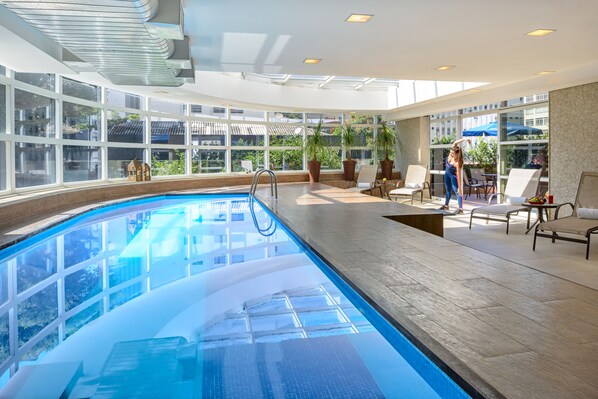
[201, 334, 384, 399]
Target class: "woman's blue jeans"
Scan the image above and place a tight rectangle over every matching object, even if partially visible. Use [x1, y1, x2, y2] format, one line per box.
[444, 171, 463, 208]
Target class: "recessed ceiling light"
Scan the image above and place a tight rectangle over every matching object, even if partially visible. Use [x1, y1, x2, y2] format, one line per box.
[436, 65, 455, 71]
[304, 58, 322, 64]
[346, 14, 374, 23]
[536, 70, 556, 75]
[526, 29, 556, 36]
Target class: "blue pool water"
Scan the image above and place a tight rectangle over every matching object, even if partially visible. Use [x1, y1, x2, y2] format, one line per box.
[0, 195, 471, 398]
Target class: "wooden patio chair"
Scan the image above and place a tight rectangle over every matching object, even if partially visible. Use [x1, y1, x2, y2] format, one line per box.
[533, 171, 598, 259]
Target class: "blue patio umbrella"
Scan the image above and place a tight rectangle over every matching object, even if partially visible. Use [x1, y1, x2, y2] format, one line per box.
[462, 121, 542, 137]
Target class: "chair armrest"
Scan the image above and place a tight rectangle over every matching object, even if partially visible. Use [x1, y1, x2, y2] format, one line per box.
[555, 202, 574, 219]
[395, 180, 405, 188]
[422, 181, 430, 189]
[487, 192, 504, 205]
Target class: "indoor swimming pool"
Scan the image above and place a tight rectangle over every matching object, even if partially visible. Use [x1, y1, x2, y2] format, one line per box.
[0, 194, 471, 398]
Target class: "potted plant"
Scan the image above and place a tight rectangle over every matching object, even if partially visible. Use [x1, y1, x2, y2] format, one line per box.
[375, 120, 398, 179]
[339, 123, 357, 181]
[305, 120, 326, 182]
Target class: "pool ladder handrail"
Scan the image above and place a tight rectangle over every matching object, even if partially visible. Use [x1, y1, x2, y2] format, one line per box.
[248, 196, 277, 236]
[249, 168, 278, 199]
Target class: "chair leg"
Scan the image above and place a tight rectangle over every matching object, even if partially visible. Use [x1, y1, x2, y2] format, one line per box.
[586, 234, 591, 260]
[506, 216, 510, 235]
[469, 213, 473, 229]
[420, 190, 423, 203]
[533, 226, 538, 251]
[526, 210, 531, 229]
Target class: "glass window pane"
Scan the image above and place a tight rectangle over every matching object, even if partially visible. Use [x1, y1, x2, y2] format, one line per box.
[108, 148, 145, 178]
[190, 104, 225, 119]
[17, 283, 58, 346]
[319, 148, 342, 170]
[430, 119, 458, 145]
[65, 301, 103, 338]
[62, 102, 100, 141]
[346, 113, 374, 124]
[151, 117, 185, 145]
[64, 225, 102, 268]
[150, 98, 186, 114]
[316, 126, 341, 146]
[0, 65, 5, 75]
[190, 120, 226, 146]
[108, 255, 142, 288]
[269, 125, 303, 147]
[14, 89, 55, 137]
[231, 123, 265, 146]
[0, 312, 8, 365]
[14, 143, 56, 188]
[106, 88, 142, 110]
[500, 143, 548, 177]
[62, 78, 100, 102]
[0, 261, 7, 305]
[306, 112, 342, 124]
[151, 149, 186, 176]
[231, 150, 264, 172]
[349, 149, 374, 167]
[14, 73, 55, 91]
[16, 238, 57, 293]
[203, 317, 247, 337]
[230, 108, 265, 121]
[269, 112, 303, 123]
[107, 111, 144, 143]
[109, 282, 142, 310]
[18, 329, 58, 367]
[269, 150, 303, 171]
[192, 149, 225, 174]
[0, 141, 6, 191]
[499, 108, 549, 142]
[0, 83, 5, 134]
[65, 264, 103, 312]
[63, 145, 101, 182]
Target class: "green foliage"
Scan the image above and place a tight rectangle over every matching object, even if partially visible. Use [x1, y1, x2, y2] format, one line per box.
[305, 120, 326, 162]
[269, 135, 304, 170]
[336, 123, 356, 160]
[465, 139, 497, 172]
[347, 113, 374, 124]
[431, 133, 456, 145]
[152, 150, 185, 175]
[373, 121, 398, 160]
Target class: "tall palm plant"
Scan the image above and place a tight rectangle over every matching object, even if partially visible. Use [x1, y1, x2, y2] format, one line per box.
[375, 120, 398, 179]
[341, 123, 356, 160]
[305, 120, 326, 182]
[340, 123, 358, 181]
[375, 121, 398, 161]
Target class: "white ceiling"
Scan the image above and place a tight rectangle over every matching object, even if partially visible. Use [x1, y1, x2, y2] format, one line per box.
[1, 0, 598, 117]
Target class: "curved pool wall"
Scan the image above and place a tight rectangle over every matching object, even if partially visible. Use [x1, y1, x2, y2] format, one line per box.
[0, 194, 472, 398]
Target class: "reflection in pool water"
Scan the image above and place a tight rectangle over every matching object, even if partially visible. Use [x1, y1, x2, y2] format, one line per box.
[0, 195, 470, 398]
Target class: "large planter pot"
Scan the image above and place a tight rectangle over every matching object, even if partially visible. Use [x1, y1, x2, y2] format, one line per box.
[342, 159, 357, 181]
[308, 160, 321, 182]
[380, 158, 394, 180]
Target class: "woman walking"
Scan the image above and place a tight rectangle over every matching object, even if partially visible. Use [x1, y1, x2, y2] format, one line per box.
[439, 138, 470, 214]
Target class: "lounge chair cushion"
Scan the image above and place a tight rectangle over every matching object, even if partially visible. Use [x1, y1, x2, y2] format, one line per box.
[405, 182, 421, 189]
[471, 204, 527, 216]
[577, 207, 598, 219]
[506, 196, 526, 206]
[388, 187, 421, 196]
[357, 182, 372, 188]
[539, 216, 598, 235]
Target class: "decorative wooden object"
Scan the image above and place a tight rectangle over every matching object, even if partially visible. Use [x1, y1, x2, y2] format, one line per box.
[127, 159, 142, 182]
[142, 163, 151, 181]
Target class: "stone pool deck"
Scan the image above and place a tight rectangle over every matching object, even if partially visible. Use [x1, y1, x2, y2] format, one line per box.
[255, 183, 598, 399]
